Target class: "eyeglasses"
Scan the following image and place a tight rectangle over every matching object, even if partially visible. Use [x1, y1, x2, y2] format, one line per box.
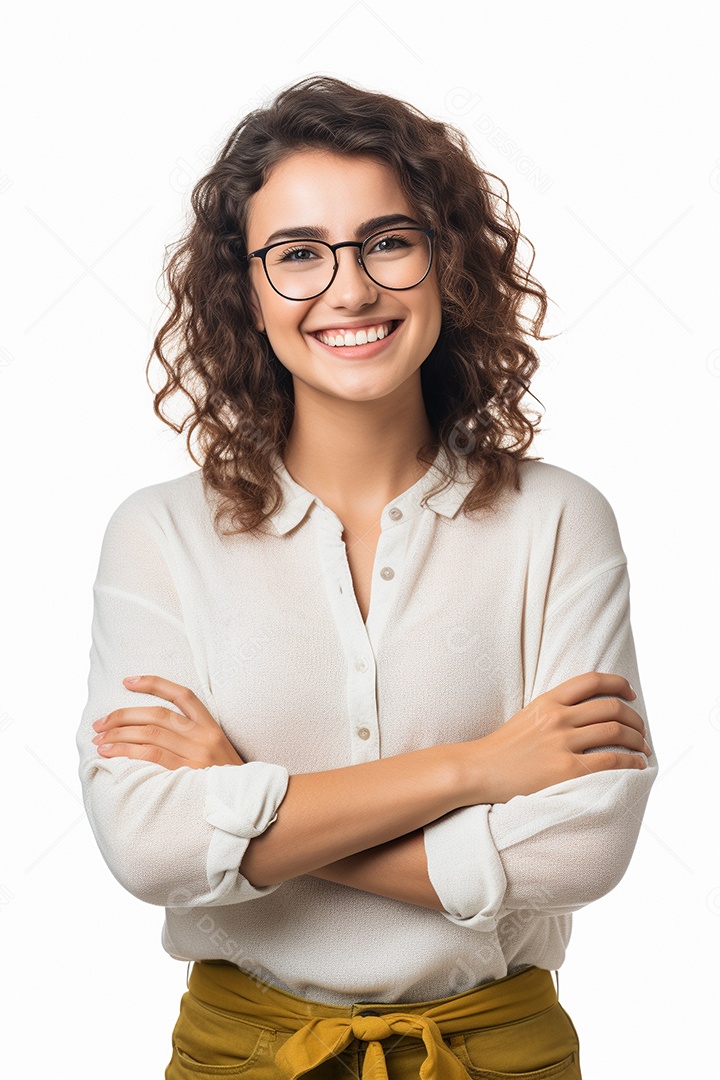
[245, 226, 435, 301]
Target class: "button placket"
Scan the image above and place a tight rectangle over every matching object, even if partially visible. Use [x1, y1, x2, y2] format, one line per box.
[313, 507, 381, 763]
[364, 514, 408, 654]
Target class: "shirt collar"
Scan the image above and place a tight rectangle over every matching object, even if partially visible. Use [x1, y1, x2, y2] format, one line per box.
[267, 444, 474, 536]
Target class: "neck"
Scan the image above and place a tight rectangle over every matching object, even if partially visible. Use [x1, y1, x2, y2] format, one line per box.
[282, 378, 437, 517]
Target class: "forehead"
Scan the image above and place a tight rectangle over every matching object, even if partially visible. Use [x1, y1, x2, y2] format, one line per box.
[246, 150, 411, 241]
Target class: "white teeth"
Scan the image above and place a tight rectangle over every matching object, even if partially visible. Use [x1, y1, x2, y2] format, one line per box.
[316, 321, 393, 347]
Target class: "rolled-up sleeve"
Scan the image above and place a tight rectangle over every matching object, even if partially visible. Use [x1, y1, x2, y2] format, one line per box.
[75, 493, 290, 908]
[424, 535, 658, 930]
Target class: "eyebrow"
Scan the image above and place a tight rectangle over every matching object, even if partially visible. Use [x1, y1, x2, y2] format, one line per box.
[262, 214, 422, 247]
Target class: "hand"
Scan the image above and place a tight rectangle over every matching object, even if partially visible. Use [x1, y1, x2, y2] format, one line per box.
[91, 675, 246, 771]
[462, 671, 652, 805]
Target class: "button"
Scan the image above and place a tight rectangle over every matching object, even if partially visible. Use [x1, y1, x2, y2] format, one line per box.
[355, 658, 369, 672]
[357, 727, 371, 740]
[380, 566, 395, 580]
[388, 507, 403, 520]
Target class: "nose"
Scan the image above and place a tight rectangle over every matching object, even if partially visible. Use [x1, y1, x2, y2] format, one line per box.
[324, 246, 378, 308]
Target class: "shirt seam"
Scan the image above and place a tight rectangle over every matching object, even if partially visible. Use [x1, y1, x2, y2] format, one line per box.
[93, 584, 186, 634]
[543, 555, 627, 623]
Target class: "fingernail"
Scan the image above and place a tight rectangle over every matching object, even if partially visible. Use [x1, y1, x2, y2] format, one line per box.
[124, 676, 142, 685]
[629, 685, 637, 699]
[97, 744, 113, 752]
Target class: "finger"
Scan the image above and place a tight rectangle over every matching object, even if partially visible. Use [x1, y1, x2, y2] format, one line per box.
[571, 749, 648, 777]
[565, 696, 647, 737]
[93, 722, 194, 760]
[122, 675, 213, 728]
[569, 720, 649, 756]
[550, 671, 636, 709]
[95, 705, 192, 736]
[95, 740, 190, 770]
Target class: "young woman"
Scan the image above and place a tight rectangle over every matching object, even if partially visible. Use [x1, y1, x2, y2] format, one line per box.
[76, 76, 657, 1079]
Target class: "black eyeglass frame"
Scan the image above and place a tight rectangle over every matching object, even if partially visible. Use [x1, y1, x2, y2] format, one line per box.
[244, 226, 436, 301]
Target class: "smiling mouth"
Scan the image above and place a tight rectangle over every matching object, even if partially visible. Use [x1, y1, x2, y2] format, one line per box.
[310, 320, 401, 348]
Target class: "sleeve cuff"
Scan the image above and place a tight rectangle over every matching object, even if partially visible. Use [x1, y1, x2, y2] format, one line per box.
[423, 803, 507, 930]
[200, 760, 290, 907]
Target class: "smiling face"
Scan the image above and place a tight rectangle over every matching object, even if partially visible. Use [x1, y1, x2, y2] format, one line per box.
[244, 149, 442, 405]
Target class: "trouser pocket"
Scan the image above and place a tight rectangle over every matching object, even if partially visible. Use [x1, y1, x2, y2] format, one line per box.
[165, 990, 280, 1078]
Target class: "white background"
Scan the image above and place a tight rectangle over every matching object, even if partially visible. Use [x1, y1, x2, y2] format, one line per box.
[1, 2, 718, 1077]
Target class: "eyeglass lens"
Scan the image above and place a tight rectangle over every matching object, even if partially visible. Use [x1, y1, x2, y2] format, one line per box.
[263, 228, 431, 300]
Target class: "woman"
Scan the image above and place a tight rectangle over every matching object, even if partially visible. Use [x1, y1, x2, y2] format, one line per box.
[76, 76, 657, 1079]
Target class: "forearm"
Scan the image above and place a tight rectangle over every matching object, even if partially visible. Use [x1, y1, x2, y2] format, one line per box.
[240, 743, 465, 887]
[309, 829, 445, 911]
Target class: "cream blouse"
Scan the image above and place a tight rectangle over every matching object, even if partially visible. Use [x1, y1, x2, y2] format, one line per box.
[76, 445, 657, 1003]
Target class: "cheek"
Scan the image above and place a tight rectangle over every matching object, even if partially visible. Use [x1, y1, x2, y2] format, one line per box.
[263, 303, 313, 359]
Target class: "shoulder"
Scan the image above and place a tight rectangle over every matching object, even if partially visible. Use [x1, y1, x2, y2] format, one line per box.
[516, 458, 620, 533]
[101, 470, 206, 542]
[511, 458, 625, 569]
[517, 458, 616, 512]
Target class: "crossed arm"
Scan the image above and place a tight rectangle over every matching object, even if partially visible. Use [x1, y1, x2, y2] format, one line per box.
[90, 673, 455, 911]
[89, 659, 651, 917]
[82, 488, 656, 921]
[308, 830, 442, 909]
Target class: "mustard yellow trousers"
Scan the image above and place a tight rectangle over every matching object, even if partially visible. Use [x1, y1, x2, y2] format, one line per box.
[165, 959, 582, 1079]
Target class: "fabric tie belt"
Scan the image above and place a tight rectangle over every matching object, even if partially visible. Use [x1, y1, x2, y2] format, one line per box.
[275, 1008, 476, 1079]
[187, 960, 559, 1080]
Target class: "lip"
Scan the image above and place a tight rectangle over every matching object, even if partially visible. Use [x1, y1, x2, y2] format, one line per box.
[308, 320, 403, 359]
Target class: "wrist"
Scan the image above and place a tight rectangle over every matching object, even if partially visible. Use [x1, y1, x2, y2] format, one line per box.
[442, 739, 482, 809]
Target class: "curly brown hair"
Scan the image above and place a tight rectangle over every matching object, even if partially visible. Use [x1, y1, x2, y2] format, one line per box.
[148, 75, 554, 537]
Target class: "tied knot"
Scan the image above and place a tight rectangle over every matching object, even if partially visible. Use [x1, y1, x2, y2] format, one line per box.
[351, 1013, 394, 1042]
[275, 1008, 475, 1079]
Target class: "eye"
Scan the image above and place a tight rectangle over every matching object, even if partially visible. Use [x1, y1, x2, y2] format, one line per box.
[277, 244, 320, 262]
[367, 232, 413, 253]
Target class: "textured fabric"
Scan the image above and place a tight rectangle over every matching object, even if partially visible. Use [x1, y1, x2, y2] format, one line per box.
[165, 960, 581, 1078]
[76, 444, 658, 1004]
